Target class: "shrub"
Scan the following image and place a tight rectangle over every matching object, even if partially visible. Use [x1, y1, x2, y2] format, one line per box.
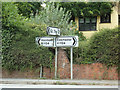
[73, 40, 90, 64]
[75, 31, 86, 41]
[2, 2, 54, 71]
[2, 2, 25, 30]
[65, 32, 88, 64]
[2, 27, 54, 71]
[32, 2, 77, 36]
[66, 27, 119, 67]
[86, 28, 119, 67]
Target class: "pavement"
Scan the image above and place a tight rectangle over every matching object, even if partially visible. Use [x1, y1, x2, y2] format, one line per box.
[0, 79, 119, 89]
[0, 78, 119, 85]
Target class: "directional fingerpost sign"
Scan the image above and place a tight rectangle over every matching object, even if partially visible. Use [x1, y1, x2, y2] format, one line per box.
[47, 27, 60, 36]
[36, 26, 79, 80]
[36, 37, 54, 47]
[56, 36, 78, 47]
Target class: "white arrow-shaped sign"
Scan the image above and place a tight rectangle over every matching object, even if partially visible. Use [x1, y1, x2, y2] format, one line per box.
[36, 36, 78, 47]
[56, 36, 78, 47]
[36, 37, 55, 47]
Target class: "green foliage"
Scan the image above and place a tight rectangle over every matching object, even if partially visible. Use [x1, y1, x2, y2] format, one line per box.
[65, 32, 87, 63]
[72, 41, 91, 64]
[34, 2, 77, 36]
[2, 2, 25, 30]
[2, 2, 54, 71]
[14, 2, 42, 18]
[59, 2, 114, 18]
[75, 30, 86, 41]
[2, 2, 118, 72]
[88, 28, 119, 67]
[69, 28, 119, 67]
[2, 29, 14, 67]
[2, 25, 54, 71]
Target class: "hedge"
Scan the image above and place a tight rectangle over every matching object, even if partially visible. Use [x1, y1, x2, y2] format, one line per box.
[66, 27, 119, 68]
[88, 28, 119, 67]
[2, 2, 54, 71]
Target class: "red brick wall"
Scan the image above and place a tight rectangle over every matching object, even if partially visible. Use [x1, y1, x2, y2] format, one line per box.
[73, 63, 118, 80]
[57, 48, 71, 79]
[2, 69, 40, 78]
[2, 48, 118, 80]
[43, 67, 51, 78]
[43, 63, 118, 80]
[43, 48, 118, 80]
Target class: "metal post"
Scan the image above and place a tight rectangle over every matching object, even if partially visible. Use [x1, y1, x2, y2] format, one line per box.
[40, 65, 42, 78]
[55, 46, 57, 79]
[71, 47, 73, 80]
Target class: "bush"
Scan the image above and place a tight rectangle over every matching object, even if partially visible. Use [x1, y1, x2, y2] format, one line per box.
[2, 2, 54, 71]
[2, 2, 25, 30]
[87, 28, 119, 67]
[2, 27, 54, 71]
[32, 2, 77, 36]
[73, 40, 90, 64]
[65, 32, 88, 64]
[75, 31, 86, 41]
[66, 27, 119, 67]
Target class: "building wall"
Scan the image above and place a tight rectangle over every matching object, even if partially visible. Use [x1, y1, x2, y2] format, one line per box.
[75, 5, 119, 38]
[118, 2, 120, 15]
[97, 5, 118, 30]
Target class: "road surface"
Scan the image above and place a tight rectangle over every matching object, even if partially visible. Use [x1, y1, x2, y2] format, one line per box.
[0, 84, 118, 88]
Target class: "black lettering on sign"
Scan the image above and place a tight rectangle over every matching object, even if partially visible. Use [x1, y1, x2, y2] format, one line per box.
[41, 39, 53, 41]
[57, 39, 71, 41]
[57, 42, 65, 44]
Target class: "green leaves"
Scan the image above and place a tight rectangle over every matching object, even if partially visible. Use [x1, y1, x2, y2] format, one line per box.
[59, 2, 114, 17]
[66, 27, 119, 67]
[2, 27, 54, 71]
[14, 2, 42, 18]
[35, 2, 76, 35]
[2, 2, 25, 30]
[2, 2, 54, 71]
[88, 28, 119, 67]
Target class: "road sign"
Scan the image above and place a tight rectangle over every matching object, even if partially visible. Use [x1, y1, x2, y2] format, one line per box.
[36, 37, 54, 47]
[35, 37, 41, 45]
[56, 36, 78, 47]
[47, 27, 60, 36]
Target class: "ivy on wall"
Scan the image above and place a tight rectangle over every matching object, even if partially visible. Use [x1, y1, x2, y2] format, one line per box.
[58, 2, 114, 18]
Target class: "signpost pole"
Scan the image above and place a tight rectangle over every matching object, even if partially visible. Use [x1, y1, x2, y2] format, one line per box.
[40, 65, 42, 78]
[36, 27, 78, 80]
[71, 47, 73, 80]
[55, 46, 57, 79]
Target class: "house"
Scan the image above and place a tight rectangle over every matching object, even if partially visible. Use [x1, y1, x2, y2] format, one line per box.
[75, 2, 120, 38]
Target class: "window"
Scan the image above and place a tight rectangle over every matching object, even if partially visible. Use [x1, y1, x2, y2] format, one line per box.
[79, 17, 97, 31]
[118, 15, 120, 25]
[100, 14, 111, 23]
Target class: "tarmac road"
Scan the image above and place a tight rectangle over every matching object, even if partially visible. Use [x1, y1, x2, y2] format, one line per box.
[0, 84, 118, 88]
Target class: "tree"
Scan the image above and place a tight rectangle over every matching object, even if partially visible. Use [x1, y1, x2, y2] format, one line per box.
[14, 2, 42, 18]
[58, 2, 114, 20]
[30, 2, 76, 35]
[2, 2, 24, 30]
[2, 2, 54, 71]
